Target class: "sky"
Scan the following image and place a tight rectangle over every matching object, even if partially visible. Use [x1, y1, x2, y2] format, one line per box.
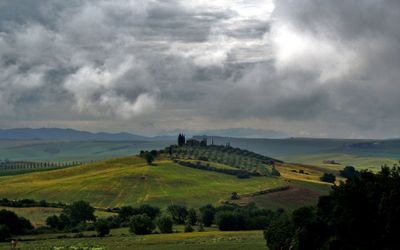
[0, 0, 399, 138]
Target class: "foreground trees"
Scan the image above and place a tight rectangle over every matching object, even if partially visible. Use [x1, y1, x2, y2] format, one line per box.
[156, 215, 173, 234]
[129, 214, 155, 235]
[46, 200, 95, 231]
[95, 219, 110, 237]
[0, 210, 33, 241]
[265, 165, 400, 250]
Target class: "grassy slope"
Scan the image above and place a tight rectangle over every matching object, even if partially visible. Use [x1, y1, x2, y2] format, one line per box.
[0, 227, 266, 250]
[0, 156, 283, 208]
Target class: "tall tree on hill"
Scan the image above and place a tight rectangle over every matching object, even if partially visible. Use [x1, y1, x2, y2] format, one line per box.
[144, 152, 155, 165]
[178, 134, 186, 147]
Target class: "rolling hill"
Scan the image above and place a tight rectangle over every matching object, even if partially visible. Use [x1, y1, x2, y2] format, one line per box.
[0, 140, 173, 162]
[0, 128, 174, 141]
[0, 156, 284, 208]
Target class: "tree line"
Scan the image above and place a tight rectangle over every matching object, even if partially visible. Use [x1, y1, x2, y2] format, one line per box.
[0, 161, 82, 173]
[0, 199, 284, 242]
[0, 198, 66, 208]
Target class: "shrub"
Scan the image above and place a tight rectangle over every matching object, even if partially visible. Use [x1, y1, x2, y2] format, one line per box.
[199, 204, 215, 227]
[271, 166, 281, 176]
[118, 206, 136, 221]
[320, 173, 336, 183]
[63, 200, 95, 226]
[187, 208, 197, 225]
[157, 215, 173, 234]
[105, 216, 122, 229]
[46, 215, 60, 229]
[249, 215, 270, 230]
[264, 214, 294, 250]
[216, 211, 237, 231]
[340, 166, 360, 179]
[138, 204, 160, 220]
[129, 214, 155, 235]
[198, 156, 208, 161]
[197, 223, 205, 232]
[73, 232, 84, 238]
[71, 222, 87, 233]
[0, 209, 33, 235]
[167, 205, 188, 224]
[118, 205, 160, 222]
[231, 192, 240, 200]
[184, 223, 194, 233]
[236, 173, 250, 179]
[0, 225, 10, 242]
[96, 219, 110, 237]
[58, 214, 71, 230]
[144, 152, 155, 165]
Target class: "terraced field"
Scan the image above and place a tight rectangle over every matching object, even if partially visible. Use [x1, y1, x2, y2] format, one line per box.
[0, 156, 283, 208]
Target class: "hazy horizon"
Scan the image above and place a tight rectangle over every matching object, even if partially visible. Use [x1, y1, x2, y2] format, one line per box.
[1, 126, 399, 140]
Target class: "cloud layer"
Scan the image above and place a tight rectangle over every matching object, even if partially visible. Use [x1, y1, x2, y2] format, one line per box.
[0, 0, 399, 138]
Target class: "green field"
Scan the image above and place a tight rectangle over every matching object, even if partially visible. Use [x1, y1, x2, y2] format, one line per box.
[282, 153, 398, 172]
[0, 227, 266, 250]
[0, 156, 283, 208]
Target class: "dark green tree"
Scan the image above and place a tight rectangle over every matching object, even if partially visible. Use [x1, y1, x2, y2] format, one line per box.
[167, 205, 188, 224]
[0, 209, 33, 235]
[199, 204, 215, 227]
[63, 200, 95, 226]
[184, 222, 194, 232]
[264, 214, 295, 250]
[320, 173, 336, 183]
[340, 166, 360, 179]
[46, 215, 61, 229]
[144, 153, 155, 165]
[156, 215, 173, 234]
[138, 204, 160, 220]
[95, 219, 110, 237]
[0, 225, 10, 242]
[178, 134, 186, 147]
[129, 214, 155, 235]
[187, 208, 197, 225]
[118, 206, 136, 222]
[270, 165, 281, 176]
[215, 211, 237, 231]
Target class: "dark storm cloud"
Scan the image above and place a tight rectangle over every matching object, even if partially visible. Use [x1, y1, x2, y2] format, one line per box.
[0, 0, 399, 138]
[269, 0, 400, 132]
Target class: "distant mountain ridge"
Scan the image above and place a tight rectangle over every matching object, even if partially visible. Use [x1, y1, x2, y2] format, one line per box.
[0, 128, 175, 141]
